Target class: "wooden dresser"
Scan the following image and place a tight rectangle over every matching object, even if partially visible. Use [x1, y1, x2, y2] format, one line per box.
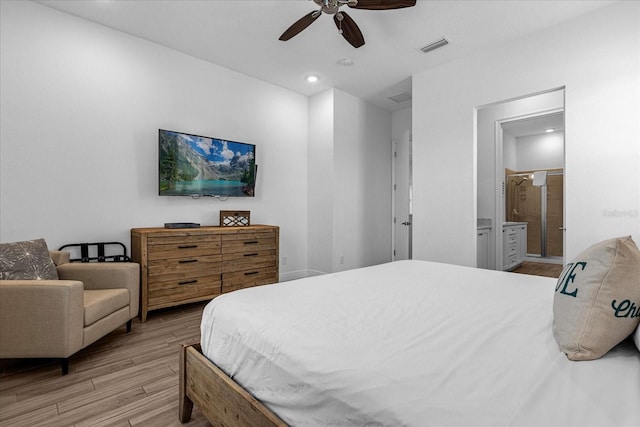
[131, 225, 279, 321]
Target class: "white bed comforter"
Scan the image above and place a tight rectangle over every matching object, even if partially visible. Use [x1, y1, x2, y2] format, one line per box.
[201, 260, 640, 426]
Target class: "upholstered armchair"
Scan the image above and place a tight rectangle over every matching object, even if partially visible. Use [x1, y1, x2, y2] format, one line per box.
[0, 246, 139, 375]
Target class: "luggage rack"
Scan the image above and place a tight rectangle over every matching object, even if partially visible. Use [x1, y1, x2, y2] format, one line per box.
[58, 242, 131, 263]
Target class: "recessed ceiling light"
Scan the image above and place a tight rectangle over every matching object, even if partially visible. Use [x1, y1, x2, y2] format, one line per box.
[306, 75, 319, 83]
[545, 128, 555, 133]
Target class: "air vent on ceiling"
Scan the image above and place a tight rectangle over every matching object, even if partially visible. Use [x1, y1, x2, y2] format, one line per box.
[389, 92, 412, 103]
[420, 37, 449, 54]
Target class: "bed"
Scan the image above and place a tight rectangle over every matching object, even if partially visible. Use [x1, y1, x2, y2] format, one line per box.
[179, 260, 640, 426]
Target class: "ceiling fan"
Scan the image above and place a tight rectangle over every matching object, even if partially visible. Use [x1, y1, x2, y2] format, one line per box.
[279, 0, 417, 48]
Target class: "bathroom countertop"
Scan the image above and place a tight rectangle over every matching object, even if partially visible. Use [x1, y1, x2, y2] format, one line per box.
[503, 221, 528, 226]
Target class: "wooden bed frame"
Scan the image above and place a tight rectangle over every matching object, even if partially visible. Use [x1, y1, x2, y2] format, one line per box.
[179, 342, 287, 426]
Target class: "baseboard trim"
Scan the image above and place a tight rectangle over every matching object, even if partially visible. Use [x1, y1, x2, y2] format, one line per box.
[279, 269, 326, 282]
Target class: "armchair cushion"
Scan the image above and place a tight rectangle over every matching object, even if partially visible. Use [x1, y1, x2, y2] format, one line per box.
[84, 289, 129, 326]
[57, 262, 140, 319]
[0, 238, 58, 280]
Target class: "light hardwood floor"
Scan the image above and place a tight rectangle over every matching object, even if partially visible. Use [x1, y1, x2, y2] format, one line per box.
[511, 261, 564, 278]
[0, 302, 212, 427]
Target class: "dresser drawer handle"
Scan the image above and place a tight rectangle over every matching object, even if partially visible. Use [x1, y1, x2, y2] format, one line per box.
[244, 253, 258, 257]
[179, 280, 198, 285]
[243, 241, 259, 245]
[244, 271, 259, 276]
[178, 245, 198, 249]
[178, 259, 198, 264]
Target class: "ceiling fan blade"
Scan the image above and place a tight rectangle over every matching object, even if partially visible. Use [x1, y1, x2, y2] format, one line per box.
[348, 0, 416, 10]
[279, 11, 321, 41]
[334, 12, 365, 48]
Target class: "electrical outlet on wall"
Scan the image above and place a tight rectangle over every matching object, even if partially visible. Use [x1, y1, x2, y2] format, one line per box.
[282, 256, 287, 266]
[340, 255, 344, 265]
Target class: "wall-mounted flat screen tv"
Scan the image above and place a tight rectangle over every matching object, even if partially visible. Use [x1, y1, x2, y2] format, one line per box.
[159, 129, 256, 197]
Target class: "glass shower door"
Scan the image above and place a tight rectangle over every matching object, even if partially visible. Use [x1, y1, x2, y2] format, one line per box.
[545, 173, 564, 258]
[506, 171, 564, 259]
[506, 174, 541, 256]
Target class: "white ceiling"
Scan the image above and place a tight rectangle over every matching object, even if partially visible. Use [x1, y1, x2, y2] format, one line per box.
[502, 112, 565, 138]
[35, 0, 615, 112]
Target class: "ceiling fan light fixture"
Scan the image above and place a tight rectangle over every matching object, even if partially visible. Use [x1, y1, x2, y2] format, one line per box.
[282, 0, 416, 47]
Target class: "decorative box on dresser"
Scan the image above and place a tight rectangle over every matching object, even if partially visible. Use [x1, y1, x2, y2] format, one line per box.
[131, 225, 279, 321]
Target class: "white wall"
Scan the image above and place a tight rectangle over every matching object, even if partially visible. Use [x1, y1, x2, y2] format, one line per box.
[308, 89, 393, 274]
[392, 107, 412, 143]
[503, 133, 517, 172]
[414, 1, 640, 266]
[0, 0, 310, 278]
[516, 132, 564, 171]
[308, 90, 335, 275]
[333, 89, 392, 271]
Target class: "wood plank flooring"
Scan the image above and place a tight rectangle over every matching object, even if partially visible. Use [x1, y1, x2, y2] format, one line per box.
[511, 261, 564, 278]
[0, 302, 212, 427]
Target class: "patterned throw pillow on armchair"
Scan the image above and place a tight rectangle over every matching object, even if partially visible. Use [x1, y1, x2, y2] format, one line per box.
[0, 238, 59, 280]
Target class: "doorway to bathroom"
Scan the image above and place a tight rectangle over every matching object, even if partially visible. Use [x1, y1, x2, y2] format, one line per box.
[501, 111, 564, 264]
[476, 88, 565, 272]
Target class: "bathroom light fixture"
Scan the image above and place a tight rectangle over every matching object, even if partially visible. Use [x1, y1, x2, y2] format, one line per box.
[306, 74, 319, 83]
[545, 128, 555, 133]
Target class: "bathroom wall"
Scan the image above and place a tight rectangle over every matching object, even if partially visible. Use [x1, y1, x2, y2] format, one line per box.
[516, 131, 564, 171]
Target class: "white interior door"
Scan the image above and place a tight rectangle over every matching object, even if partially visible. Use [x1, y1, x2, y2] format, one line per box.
[394, 130, 412, 260]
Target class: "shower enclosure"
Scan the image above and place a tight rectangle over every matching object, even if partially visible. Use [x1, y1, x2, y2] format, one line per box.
[506, 170, 563, 260]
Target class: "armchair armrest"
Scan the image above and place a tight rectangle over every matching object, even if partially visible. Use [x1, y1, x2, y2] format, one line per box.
[57, 263, 140, 319]
[0, 280, 84, 359]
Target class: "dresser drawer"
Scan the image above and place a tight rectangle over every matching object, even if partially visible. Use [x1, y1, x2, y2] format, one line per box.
[148, 236, 221, 260]
[222, 267, 278, 293]
[221, 231, 276, 254]
[148, 274, 222, 308]
[222, 249, 277, 272]
[148, 254, 222, 279]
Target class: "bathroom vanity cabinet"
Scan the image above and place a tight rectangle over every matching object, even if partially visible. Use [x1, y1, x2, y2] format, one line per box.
[502, 222, 527, 271]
